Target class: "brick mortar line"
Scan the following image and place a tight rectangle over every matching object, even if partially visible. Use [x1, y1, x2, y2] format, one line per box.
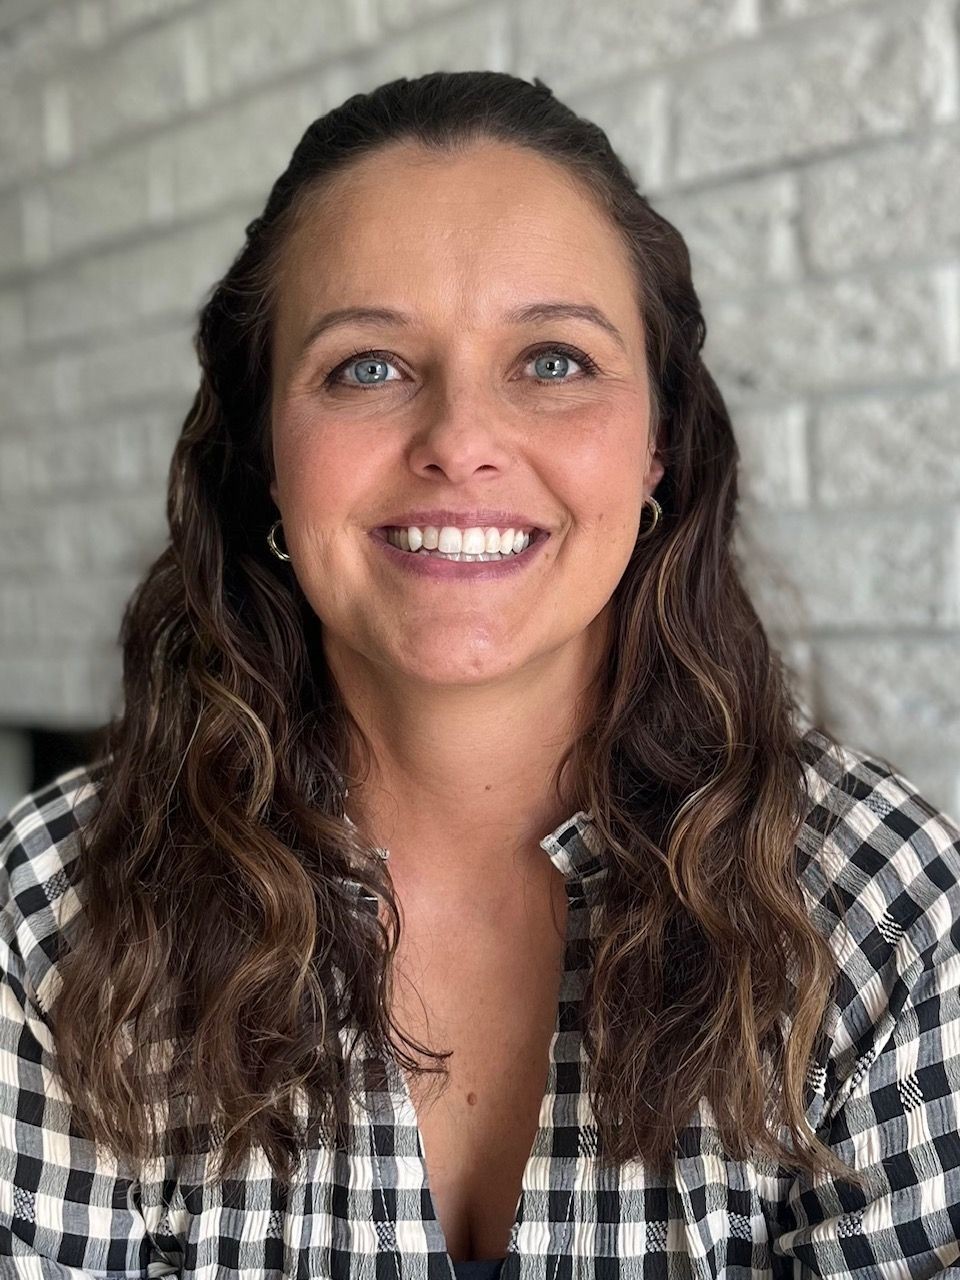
[804, 628, 960, 642]
[697, 256, 960, 307]
[0, 487, 173, 505]
[725, 375, 960, 407]
[0, 198, 257, 290]
[726, 371, 960, 411]
[799, 626, 960, 642]
[794, 399, 816, 509]
[0, 492, 171, 508]
[742, 501, 960, 520]
[0, 406, 193, 434]
[0, 403, 190, 438]
[647, 117, 960, 202]
[798, 252, 960, 290]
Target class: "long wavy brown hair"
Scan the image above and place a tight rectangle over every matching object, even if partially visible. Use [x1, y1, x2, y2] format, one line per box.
[53, 70, 870, 1194]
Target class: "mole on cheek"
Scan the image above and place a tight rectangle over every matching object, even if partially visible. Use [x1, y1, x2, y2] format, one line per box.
[466, 1091, 477, 1106]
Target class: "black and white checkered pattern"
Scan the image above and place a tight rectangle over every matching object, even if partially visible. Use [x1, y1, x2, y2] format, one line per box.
[1, 725, 958, 1277]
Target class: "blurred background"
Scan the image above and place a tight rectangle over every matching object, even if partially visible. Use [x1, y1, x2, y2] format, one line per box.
[0, 0, 957, 817]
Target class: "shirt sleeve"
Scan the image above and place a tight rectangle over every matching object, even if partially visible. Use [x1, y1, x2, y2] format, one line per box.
[1, 852, 176, 1276]
[772, 857, 960, 1276]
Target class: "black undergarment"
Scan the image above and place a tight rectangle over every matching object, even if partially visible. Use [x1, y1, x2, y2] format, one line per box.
[451, 1258, 506, 1280]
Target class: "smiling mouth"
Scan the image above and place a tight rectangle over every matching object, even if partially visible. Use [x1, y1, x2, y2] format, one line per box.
[375, 527, 548, 561]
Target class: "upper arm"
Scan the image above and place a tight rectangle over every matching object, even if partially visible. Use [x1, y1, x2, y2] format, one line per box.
[773, 892, 960, 1277]
[1, 843, 174, 1276]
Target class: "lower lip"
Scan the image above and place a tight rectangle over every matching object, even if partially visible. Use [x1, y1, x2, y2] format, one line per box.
[369, 529, 550, 580]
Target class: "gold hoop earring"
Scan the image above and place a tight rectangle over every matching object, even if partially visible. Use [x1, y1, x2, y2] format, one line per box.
[267, 518, 291, 561]
[637, 496, 662, 540]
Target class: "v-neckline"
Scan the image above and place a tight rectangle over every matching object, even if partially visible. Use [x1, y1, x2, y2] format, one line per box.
[356, 808, 606, 1278]
[384, 928, 576, 1279]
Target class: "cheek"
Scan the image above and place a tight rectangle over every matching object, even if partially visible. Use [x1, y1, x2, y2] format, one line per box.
[275, 422, 378, 518]
[547, 405, 649, 539]
[286, 454, 352, 517]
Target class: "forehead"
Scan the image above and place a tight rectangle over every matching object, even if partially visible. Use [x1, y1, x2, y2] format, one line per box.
[271, 139, 641, 349]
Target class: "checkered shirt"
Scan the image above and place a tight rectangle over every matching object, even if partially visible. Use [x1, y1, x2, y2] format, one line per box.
[2, 725, 959, 1278]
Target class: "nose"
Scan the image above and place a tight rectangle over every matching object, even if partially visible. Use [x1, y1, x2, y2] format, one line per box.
[405, 378, 516, 484]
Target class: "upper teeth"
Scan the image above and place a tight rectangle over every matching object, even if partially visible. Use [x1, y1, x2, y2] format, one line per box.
[387, 525, 534, 555]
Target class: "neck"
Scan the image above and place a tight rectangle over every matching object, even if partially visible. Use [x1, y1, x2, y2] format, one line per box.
[326, 615, 608, 882]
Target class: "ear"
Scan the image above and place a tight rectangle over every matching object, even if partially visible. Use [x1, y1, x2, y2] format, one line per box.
[646, 451, 666, 493]
[269, 478, 279, 506]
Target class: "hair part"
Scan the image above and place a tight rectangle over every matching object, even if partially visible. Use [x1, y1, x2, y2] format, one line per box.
[52, 70, 871, 1196]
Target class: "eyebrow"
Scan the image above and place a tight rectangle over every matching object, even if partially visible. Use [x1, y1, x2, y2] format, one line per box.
[293, 300, 628, 368]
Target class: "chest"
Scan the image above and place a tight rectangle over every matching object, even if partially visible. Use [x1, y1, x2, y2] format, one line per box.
[381, 865, 569, 1263]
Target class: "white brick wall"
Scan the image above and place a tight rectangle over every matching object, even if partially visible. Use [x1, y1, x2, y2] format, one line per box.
[0, 0, 957, 816]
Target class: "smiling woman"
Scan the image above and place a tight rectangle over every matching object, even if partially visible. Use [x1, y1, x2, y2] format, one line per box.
[2, 71, 959, 1280]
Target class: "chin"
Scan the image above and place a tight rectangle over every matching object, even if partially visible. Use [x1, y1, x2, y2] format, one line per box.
[393, 644, 526, 686]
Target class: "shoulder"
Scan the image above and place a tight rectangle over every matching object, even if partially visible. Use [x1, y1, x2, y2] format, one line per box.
[793, 725, 960, 1121]
[795, 725, 960, 948]
[0, 760, 109, 1016]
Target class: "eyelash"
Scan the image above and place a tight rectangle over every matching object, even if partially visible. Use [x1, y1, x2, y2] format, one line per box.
[320, 342, 601, 390]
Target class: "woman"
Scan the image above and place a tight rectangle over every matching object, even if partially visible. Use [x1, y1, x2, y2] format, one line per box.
[1, 71, 958, 1279]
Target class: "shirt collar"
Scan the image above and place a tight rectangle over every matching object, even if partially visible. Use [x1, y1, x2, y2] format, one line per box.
[339, 797, 607, 900]
[538, 808, 605, 881]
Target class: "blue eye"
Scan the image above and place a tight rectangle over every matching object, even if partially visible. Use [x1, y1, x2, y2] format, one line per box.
[322, 343, 599, 389]
[528, 348, 584, 381]
[327, 352, 402, 387]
